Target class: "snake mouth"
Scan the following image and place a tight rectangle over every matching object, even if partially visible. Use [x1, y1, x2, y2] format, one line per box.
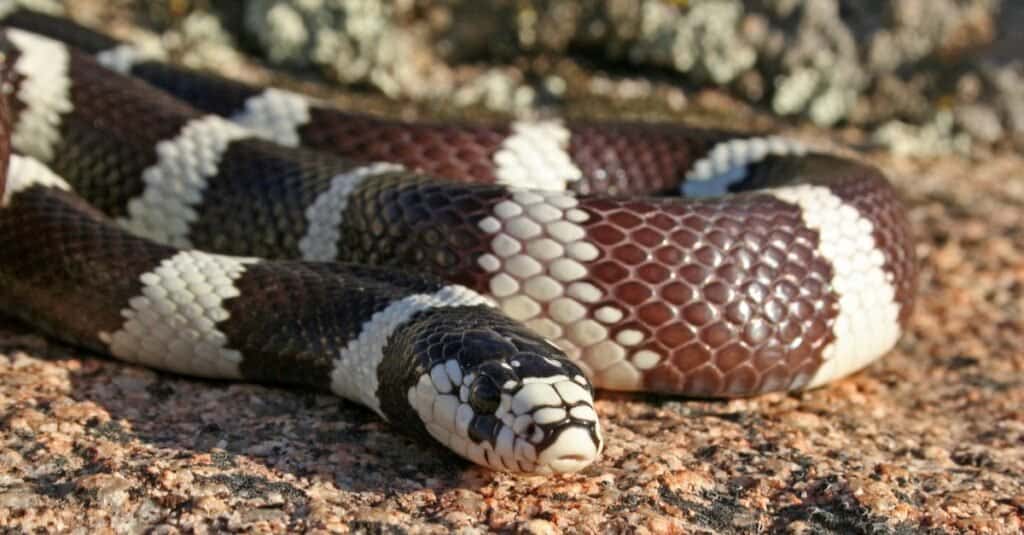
[534, 425, 602, 474]
[547, 454, 596, 474]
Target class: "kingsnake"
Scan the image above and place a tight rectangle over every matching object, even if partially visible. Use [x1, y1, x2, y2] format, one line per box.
[0, 7, 916, 475]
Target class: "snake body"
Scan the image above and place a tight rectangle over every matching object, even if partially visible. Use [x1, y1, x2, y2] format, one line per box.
[0, 8, 917, 474]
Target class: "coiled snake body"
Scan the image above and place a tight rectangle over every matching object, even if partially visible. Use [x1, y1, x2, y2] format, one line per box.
[0, 8, 916, 474]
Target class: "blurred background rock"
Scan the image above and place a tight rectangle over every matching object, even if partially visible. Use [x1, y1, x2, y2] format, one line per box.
[40, 0, 1024, 155]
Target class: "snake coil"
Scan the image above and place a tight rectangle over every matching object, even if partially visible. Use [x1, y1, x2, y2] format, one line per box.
[0, 8, 916, 474]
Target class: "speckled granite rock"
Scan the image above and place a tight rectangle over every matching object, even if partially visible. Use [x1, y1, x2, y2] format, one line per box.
[183, 0, 1021, 150]
[55, 0, 1024, 150]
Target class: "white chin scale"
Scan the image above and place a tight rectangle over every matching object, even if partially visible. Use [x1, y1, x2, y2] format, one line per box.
[407, 359, 603, 474]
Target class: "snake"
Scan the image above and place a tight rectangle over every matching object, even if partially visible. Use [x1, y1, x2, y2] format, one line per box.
[0, 7, 917, 475]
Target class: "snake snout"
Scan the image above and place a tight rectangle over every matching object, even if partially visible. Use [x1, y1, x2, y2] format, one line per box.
[516, 396, 603, 474]
[502, 361, 604, 474]
[537, 425, 602, 474]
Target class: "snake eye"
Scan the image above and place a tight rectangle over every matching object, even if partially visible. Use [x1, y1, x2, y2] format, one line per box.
[468, 377, 501, 414]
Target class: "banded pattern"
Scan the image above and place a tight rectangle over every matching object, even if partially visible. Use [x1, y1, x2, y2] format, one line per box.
[118, 115, 251, 247]
[0, 152, 602, 474]
[492, 120, 583, 190]
[6, 27, 70, 162]
[768, 185, 902, 388]
[231, 88, 313, 148]
[299, 162, 405, 261]
[0, 13, 923, 473]
[682, 136, 809, 197]
[97, 250, 257, 378]
[0, 26, 917, 398]
[331, 284, 493, 415]
[0, 7, 729, 195]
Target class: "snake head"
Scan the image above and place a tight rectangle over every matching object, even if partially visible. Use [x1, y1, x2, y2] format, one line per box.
[386, 307, 603, 474]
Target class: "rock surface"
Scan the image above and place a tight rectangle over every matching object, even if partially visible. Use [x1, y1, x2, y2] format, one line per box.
[211, 0, 1022, 152]
[1, 1, 1023, 533]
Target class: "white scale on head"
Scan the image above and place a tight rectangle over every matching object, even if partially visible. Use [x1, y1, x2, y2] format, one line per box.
[408, 355, 600, 473]
[6, 29, 73, 163]
[98, 250, 259, 379]
[476, 189, 648, 391]
[768, 184, 902, 387]
[682, 136, 808, 198]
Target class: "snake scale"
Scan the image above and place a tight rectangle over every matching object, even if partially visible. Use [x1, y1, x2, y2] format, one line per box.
[0, 6, 916, 474]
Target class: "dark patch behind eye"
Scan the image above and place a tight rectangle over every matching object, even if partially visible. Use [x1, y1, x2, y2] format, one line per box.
[457, 329, 518, 367]
[510, 352, 568, 379]
[501, 329, 559, 357]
